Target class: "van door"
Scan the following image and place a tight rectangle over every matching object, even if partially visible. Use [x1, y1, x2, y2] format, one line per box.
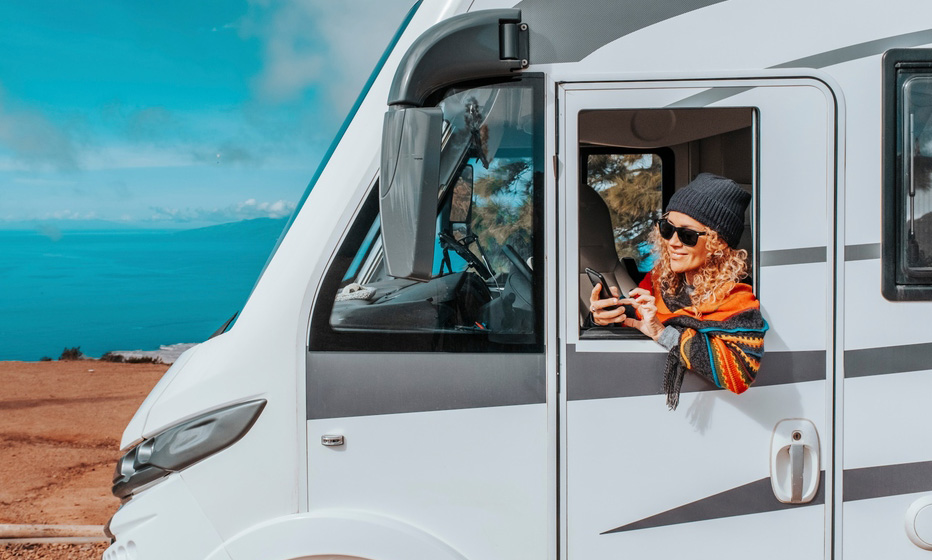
[559, 78, 837, 559]
[306, 76, 550, 560]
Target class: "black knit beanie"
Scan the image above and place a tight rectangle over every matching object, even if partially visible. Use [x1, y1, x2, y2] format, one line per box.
[665, 173, 750, 248]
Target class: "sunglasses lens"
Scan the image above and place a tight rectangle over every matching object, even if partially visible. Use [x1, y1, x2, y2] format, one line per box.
[678, 229, 699, 247]
[658, 219, 701, 247]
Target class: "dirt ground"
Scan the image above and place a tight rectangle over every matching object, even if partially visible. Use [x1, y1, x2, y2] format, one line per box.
[0, 543, 109, 560]
[0, 360, 167, 559]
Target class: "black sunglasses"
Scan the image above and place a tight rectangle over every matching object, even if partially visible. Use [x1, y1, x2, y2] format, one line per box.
[656, 218, 707, 247]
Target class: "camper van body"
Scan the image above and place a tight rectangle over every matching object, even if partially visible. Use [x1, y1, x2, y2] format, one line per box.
[104, 1, 932, 559]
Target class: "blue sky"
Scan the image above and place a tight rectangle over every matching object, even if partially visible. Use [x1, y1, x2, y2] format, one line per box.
[0, 0, 413, 229]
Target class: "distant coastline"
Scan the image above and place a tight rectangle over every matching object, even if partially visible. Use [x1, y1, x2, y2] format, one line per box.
[104, 343, 197, 365]
[0, 216, 289, 233]
[4, 343, 199, 365]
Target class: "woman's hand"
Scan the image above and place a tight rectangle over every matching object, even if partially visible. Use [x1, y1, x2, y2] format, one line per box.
[623, 287, 665, 340]
[589, 284, 627, 326]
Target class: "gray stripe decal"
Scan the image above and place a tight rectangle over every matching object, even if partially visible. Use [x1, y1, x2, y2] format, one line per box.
[845, 243, 881, 262]
[515, 0, 725, 64]
[844, 461, 932, 502]
[747, 244, 877, 267]
[845, 342, 932, 378]
[667, 86, 752, 108]
[747, 244, 878, 267]
[602, 474, 826, 535]
[566, 346, 824, 401]
[667, 29, 932, 108]
[771, 29, 932, 70]
[307, 352, 545, 419]
[760, 246, 827, 267]
[566, 348, 666, 401]
[601, 461, 932, 535]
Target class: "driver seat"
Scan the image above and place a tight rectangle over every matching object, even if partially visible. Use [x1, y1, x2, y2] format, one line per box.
[578, 184, 638, 324]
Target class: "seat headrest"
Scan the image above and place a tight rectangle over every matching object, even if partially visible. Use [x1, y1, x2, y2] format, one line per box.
[579, 185, 620, 272]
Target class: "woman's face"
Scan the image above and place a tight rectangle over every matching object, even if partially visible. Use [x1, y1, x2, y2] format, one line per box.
[664, 211, 710, 274]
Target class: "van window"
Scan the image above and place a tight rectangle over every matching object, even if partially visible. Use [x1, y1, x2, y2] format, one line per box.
[576, 107, 755, 333]
[883, 49, 932, 300]
[310, 77, 544, 352]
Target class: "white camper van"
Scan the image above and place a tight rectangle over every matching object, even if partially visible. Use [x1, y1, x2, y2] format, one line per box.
[104, 1, 932, 559]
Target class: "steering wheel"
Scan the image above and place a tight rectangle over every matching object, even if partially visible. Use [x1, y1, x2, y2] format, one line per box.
[502, 244, 533, 282]
[439, 231, 489, 278]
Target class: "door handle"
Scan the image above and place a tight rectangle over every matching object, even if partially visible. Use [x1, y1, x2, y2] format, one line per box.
[321, 434, 345, 447]
[789, 441, 805, 502]
[770, 419, 820, 503]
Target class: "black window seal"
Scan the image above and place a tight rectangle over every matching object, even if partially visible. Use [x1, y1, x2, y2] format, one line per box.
[882, 48, 932, 301]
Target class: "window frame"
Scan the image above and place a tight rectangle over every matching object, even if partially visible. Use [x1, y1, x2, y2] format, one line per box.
[309, 74, 546, 353]
[882, 48, 932, 300]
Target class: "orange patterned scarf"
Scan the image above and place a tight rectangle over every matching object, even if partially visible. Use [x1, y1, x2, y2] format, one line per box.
[650, 277, 768, 410]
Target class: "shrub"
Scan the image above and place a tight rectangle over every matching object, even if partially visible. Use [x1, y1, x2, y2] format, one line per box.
[100, 352, 162, 364]
[99, 352, 124, 363]
[59, 347, 83, 361]
[124, 356, 162, 364]
[39, 356, 52, 362]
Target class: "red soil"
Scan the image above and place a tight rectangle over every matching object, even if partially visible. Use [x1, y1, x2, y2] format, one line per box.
[0, 360, 166, 559]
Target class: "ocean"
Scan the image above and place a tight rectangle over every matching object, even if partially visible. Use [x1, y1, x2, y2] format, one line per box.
[0, 219, 286, 361]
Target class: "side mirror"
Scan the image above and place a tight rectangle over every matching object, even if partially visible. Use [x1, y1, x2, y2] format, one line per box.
[379, 107, 443, 282]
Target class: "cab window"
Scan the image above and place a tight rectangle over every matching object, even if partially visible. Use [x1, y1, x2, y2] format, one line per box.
[310, 77, 544, 352]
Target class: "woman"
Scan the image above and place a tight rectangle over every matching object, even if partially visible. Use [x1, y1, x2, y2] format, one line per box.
[590, 173, 768, 409]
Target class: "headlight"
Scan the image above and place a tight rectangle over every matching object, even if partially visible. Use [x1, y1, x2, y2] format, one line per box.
[113, 399, 266, 500]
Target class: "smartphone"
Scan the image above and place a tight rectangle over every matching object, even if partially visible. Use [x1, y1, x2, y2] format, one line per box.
[585, 267, 637, 319]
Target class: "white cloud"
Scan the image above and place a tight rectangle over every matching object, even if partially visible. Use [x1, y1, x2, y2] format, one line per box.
[59, 143, 264, 171]
[0, 87, 78, 170]
[150, 198, 297, 223]
[0, 97, 281, 174]
[80, 144, 201, 170]
[244, 1, 413, 108]
[44, 209, 98, 220]
[0, 119, 249, 173]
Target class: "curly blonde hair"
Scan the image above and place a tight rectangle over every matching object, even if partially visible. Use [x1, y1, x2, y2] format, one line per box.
[649, 225, 749, 308]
